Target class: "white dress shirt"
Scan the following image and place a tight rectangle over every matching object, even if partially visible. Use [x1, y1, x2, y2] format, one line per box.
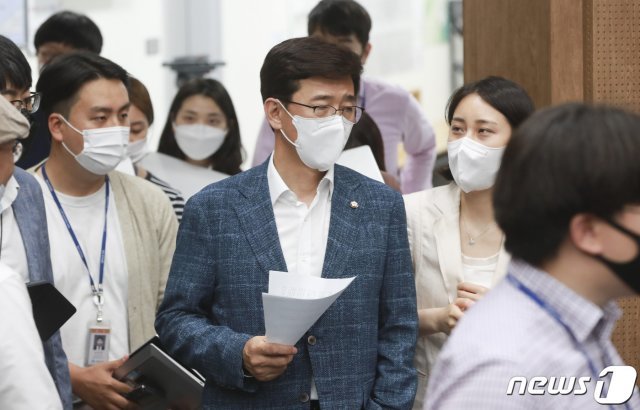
[267, 154, 333, 400]
[0, 176, 29, 282]
[267, 155, 333, 279]
[0, 261, 62, 409]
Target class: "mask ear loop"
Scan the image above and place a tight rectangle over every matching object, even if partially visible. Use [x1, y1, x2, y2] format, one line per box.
[56, 114, 84, 135]
[603, 217, 640, 245]
[56, 114, 84, 158]
[275, 100, 299, 148]
[594, 217, 640, 281]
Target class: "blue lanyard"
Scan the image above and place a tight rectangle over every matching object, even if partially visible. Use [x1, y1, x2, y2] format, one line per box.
[41, 164, 109, 321]
[507, 274, 627, 410]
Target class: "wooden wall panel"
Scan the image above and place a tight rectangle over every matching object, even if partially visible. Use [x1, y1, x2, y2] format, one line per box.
[550, 0, 584, 103]
[584, 0, 640, 378]
[463, 0, 551, 108]
[584, 0, 640, 112]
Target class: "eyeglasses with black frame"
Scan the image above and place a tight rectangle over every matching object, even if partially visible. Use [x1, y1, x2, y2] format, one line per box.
[9, 92, 41, 114]
[283, 100, 364, 123]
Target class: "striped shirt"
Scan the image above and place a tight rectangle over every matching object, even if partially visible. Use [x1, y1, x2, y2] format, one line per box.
[145, 171, 185, 223]
[426, 259, 640, 410]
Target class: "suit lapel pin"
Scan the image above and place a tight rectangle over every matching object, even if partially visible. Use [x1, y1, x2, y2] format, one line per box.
[350, 201, 359, 209]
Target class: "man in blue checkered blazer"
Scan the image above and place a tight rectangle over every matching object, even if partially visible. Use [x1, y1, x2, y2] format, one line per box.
[156, 37, 418, 409]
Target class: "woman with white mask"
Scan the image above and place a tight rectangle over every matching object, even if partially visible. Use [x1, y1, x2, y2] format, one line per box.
[403, 76, 534, 409]
[126, 76, 185, 222]
[143, 79, 244, 199]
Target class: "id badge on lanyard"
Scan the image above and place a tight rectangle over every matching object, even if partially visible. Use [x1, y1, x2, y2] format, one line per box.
[42, 164, 113, 365]
[87, 290, 111, 365]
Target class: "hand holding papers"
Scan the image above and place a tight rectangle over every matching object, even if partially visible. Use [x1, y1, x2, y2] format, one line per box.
[262, 271, 356, 345]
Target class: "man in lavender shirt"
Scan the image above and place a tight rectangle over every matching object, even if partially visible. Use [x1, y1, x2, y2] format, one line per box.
[252, 0, 437, 194]
[426, 103, 640, 409]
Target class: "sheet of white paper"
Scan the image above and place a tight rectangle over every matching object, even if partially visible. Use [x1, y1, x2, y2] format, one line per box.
[138, 152, 228, 200]
[115, 156, 135, 176]
[263, 271, 356, 345]
[268, 271, 355, 299]
[337, 146, 384, 183]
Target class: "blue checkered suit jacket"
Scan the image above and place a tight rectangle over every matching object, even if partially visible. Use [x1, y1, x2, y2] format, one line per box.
[156, 161, 418, 409]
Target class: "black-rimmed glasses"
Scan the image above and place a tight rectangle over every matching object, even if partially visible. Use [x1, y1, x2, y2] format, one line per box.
[283, 100, 364, 123]
[9, 92, 41, 114]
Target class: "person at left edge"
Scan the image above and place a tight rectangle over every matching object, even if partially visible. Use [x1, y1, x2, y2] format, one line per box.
[156, 37, 417, 409]
[0, 96, 63, 409]
[31, 51, 178, 410]
[0, 34, 73, 409]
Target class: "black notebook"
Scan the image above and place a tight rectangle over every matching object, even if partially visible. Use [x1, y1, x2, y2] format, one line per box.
[27, 281, 76, 341]
[114, 336, 205, 410]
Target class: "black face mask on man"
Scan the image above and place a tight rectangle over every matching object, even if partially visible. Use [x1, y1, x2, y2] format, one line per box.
[596, 219, 640, 294]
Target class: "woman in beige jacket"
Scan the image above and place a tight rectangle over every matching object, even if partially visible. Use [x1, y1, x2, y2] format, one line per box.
[404, 76, 534, 409]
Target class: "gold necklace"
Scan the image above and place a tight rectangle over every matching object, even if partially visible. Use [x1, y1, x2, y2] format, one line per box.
[460, 213, 496, 246]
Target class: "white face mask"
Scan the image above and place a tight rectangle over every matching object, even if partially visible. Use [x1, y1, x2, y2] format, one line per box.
[58, 115, 129, 176]
[278, 101, 353, 171]
[127, 137, 149, 163]
[174, 124, 226, 161]
[447, 137, 505, 193]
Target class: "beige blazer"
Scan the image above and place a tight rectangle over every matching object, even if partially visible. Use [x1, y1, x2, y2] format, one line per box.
[404, 182, 510, 409]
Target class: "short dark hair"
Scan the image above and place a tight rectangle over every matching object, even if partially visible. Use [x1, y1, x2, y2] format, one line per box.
[344, 111, 385, 171]
[440, 76, 535, 180]
[0, 35, 31, 91]
[260, 37, 362, 103]
[36, 51, 128, 118]
[128, 76, 154, 125]
[494, 103, 640, 267]
[158, 78, 244, 175]
[34, 11, 103, 54]
[308, 0, 372, 47]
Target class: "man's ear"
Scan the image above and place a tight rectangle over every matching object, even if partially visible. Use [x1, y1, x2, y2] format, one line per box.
[48, 114, 65, 143]
[265, 98, 284, 131]
[361, 42, 372, 65]
[569, 213, 605, 256]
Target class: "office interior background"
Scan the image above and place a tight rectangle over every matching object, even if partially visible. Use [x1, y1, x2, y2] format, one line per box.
[2, 0, 462, 168]
[3, 0, 640, 397]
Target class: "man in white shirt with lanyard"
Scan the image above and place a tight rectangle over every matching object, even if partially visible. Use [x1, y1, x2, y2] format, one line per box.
[32, 51, 178, 409]
[427, 103, 640, 409]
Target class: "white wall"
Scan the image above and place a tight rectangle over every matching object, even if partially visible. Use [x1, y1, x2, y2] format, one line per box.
[24, 0, 453, 167]
[27, 0, 172, 148]
[217, 0, 453, 165]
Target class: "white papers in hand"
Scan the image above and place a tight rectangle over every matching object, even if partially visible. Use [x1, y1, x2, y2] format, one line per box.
[262, 271, 356, 345]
